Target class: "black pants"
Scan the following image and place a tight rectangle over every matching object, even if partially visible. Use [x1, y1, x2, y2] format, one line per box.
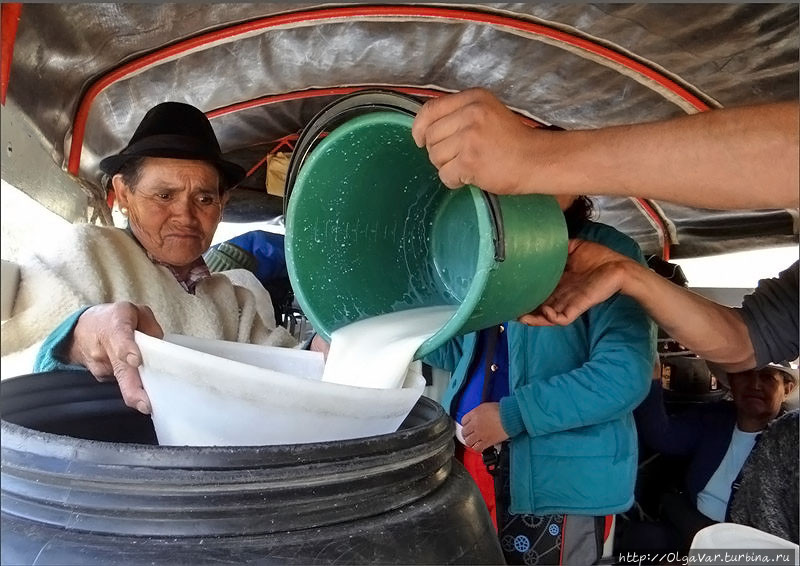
[660, 492, 716, 551]
[494, 444, 605, 565]
[616, 492, 716, 564]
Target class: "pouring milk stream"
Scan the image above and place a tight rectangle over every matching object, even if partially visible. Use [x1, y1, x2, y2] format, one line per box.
[320, 305, 457, 389]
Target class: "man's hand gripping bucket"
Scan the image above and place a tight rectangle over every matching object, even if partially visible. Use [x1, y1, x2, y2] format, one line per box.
[285, 90, 568, 359]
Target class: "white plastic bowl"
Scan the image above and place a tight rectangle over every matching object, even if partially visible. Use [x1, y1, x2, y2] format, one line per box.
[135, 332, 426, 447]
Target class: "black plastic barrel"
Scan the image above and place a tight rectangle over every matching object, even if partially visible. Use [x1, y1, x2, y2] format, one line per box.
[1, 371, 503, 565]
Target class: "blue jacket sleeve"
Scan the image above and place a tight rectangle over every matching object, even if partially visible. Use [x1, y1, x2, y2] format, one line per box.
[422, 335, 465, 373]
[33, 306, 92, 372]
[633, 380, 703, 456]
[500, 228, 656, 437]
[229, 230, 288, 282]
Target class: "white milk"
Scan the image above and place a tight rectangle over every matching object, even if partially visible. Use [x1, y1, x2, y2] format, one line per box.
[322, 305, 458, 389]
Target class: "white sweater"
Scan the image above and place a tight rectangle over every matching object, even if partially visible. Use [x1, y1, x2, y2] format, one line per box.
[1, 223, 296, 377]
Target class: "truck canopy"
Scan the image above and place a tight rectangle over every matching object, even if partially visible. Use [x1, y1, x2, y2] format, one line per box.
[2, 3, 798, 258]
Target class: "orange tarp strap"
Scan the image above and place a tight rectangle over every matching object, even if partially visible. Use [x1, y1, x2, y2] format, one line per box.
[1, 3, 22, 105]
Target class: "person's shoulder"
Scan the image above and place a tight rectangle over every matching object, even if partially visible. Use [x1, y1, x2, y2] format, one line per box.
[66, 225, 146, 264]
[71, 224, 135, 246]
[751, 410, 798, 461]
[768, 409, 799, 435]
[671, 398, 736, 425]
[71, 223, 124, 237]
[701, 399, 738, 421]
[577, 221, 643, 261]
[47, 223, 118, 245]
[777, 260, 799, 284]
[576, 220, 635, 247]
[213, 267, 268, 295]
[227, 230, 285, 249]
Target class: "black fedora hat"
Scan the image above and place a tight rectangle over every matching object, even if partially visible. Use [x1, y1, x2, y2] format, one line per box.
[99, 102, 246, 189]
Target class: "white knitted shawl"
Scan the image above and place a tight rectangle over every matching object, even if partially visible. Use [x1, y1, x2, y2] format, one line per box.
[1, 223, 296, 377]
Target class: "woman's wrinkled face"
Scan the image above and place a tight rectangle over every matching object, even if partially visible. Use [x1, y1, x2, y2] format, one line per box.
[113, 157, 227, 272]
[729, 368, 794, 422]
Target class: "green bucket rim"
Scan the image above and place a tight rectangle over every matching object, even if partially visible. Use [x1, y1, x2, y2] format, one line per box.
[285, 111, 496, 358]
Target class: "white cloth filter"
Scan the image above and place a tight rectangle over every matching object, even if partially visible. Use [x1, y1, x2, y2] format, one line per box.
[136, 332, 425, 446]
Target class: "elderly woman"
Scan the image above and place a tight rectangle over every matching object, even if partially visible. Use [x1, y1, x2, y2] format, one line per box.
[1, 102, 296, 413]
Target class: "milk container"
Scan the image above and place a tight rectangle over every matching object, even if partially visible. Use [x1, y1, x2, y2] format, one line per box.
[285, 92, 569, 388]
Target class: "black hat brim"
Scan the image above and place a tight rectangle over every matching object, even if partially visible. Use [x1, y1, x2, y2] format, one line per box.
[99, 135, 246, 188]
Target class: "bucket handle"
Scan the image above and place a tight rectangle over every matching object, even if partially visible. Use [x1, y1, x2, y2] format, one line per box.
[284, 89, 506, 262]
[481, 192, 506, 262]
[284, 89, 423, 216]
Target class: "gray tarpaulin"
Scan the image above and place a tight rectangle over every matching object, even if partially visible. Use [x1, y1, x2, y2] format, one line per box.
[3, 3, 798, 258]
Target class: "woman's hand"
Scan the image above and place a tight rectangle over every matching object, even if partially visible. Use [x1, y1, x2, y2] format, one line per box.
[66, 302, 164, 414]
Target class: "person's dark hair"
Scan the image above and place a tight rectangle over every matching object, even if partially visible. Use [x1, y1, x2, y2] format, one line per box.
[116, 156, 148, 190]
[563, 196, 594, 237]
[115, 156, 229, 194]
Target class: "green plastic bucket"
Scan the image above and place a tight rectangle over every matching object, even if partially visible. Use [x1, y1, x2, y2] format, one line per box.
[285, 111, 567, 358]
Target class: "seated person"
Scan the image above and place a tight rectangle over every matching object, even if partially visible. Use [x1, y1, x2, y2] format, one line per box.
[633, 360, 797, 549]
[0, 102, 297, 413]
[424, 196, 655, 565]
[204, 230, 288, 285]
[204, 230, 292, 327]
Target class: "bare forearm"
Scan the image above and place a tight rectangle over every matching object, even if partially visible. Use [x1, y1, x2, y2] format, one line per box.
[525, 102, 799, 210]
[620, 261, 755, 370]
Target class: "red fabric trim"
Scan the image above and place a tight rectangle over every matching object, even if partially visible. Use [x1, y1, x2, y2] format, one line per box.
[244, 154, 272, 180]
[206, 86, 543, 130]
[1, 3, 22, 105]
[207, 86, 437, 118]
[603, 514, 613, 542]
[455, 443, 497, 530]
[206, 85, 543, 126]
[244, 133, 299, 179]
[67, 5, 710, 176]
[636, 198, 671, 260]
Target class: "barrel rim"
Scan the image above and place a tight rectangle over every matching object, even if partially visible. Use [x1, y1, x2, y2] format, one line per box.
[0, 370, 453, 467]
[1, 370, 457, 536]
